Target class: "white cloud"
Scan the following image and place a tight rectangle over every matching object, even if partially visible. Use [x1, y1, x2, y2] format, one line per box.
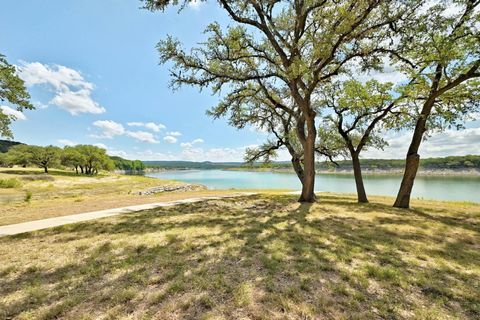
[166, 131, 182, 136]
[92, 120, 125, 139]
[94, 143, 108, 149]
[91, 120, 160, 144]
[180, 138, 204, 148]
[33, 101, 49, 109]
[126, 131, 159, 144]
[363, 127, 480, 159]
[0, 105, 26, 120]
[57, 139, 77, 146]
[164, 136, 178, 144]
[17, 61, 105, 115]
[50, 89, 105, 115]
[127, 121, 166, 132]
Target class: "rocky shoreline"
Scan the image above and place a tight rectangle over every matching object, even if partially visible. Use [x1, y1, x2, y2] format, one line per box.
[138, 184, 207, 195]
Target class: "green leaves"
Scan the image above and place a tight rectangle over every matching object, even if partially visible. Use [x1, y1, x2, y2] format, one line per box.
[0, 54, 33, 138]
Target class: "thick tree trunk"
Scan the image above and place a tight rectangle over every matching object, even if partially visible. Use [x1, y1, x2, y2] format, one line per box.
[44, 166, 48, 173]
[351, 153, 368, 203]
[393, 153, 420, 208]
[298, 118, 316, 203]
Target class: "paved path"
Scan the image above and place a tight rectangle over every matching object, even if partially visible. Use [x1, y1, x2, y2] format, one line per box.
[0, 193, 255, 237]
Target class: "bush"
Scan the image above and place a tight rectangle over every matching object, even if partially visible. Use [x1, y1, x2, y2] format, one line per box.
[0, 178, 22, 188]
[24, 191, 32, 202]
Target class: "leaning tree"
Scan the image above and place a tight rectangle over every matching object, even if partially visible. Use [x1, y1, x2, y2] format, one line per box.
[391, 0, 480, 208]
[145, 0, 419, 202]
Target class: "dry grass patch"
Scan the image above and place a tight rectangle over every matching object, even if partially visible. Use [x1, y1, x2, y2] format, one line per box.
[0, 168, 230, 225]
[0, 194, 479, 319]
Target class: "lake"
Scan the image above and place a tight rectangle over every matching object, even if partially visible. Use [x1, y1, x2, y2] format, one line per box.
[146, 170, 480, 203]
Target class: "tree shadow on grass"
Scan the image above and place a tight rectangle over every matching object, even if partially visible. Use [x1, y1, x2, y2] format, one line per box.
[1, 194, 479, 319]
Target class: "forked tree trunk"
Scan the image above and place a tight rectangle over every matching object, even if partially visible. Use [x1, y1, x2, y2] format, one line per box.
[351, 153, 368, 203]
[298, 118, 316, 203]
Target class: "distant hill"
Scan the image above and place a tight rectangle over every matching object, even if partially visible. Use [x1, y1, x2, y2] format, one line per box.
[144, 155, 480, 172]
[143, 160, 247, 170]
[0, 140, 22, 153]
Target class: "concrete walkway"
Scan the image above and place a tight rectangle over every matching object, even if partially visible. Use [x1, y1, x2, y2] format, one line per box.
[0, 193, 255, 237]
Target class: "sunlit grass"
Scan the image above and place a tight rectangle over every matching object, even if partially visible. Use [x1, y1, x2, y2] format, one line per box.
[0, 194, 479, 319]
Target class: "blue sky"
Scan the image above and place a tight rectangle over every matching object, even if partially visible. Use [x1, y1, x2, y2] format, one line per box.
[1, 0, 479, 161]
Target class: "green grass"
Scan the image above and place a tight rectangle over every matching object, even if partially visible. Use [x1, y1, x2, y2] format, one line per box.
[0, 178, 21, 188]
[0, 194, 479, 319]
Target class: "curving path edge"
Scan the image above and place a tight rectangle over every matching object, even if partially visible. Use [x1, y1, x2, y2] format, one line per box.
[0, 193, 256, 237]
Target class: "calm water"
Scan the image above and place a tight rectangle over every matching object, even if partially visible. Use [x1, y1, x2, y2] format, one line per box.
[146, 170, 480, 203]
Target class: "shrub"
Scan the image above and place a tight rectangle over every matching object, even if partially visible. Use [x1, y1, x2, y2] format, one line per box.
[0, 178, 22, 188]
[24, 191, 32, 202]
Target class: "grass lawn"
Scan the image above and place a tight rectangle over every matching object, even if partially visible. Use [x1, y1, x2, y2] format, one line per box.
[1, 193, 479, 319]
[0, 168, 238, 226]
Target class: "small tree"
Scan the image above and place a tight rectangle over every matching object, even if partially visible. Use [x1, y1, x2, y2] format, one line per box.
[75, 145, 113, 175]
[0, 54, 33, 138]
[5, 144, 31, 167]
[319, 79, 406, 203]
[28, 145, 62, 173]
[61, 146, 85, 174]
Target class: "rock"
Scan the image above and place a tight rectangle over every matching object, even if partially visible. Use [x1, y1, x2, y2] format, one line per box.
[138, 184, 206, 195]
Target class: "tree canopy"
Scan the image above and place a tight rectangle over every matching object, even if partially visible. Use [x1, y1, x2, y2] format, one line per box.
[149, 0, 420, 202]
[0, 54, 33, 138]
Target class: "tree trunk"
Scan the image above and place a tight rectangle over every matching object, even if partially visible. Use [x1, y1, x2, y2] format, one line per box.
[291, 156, 304, 184]
[394, 102, 434, 208]
[44, 166, 48, 173]
[80, 166, 84, 174]
[393, 153, 420, 208]
[298, 118, 316, 203]
[351, 153, 368, 203]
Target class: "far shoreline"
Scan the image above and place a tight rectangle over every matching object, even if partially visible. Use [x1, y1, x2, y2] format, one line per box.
[144, 167, 480, 177]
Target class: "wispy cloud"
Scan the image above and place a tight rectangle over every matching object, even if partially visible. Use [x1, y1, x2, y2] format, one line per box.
[127, 122, 166, 132]
[126, 130, 159, 144]
[163, 135, 178, 144]
[91, 120, 125, 139]
[180, 138, 204, 148]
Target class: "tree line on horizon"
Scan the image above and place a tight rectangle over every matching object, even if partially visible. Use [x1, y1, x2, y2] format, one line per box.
[145, 0, 480, 208]
[0, 144, 145, 174]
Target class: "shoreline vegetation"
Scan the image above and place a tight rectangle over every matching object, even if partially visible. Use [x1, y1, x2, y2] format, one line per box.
[142, 154, 480, 177]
